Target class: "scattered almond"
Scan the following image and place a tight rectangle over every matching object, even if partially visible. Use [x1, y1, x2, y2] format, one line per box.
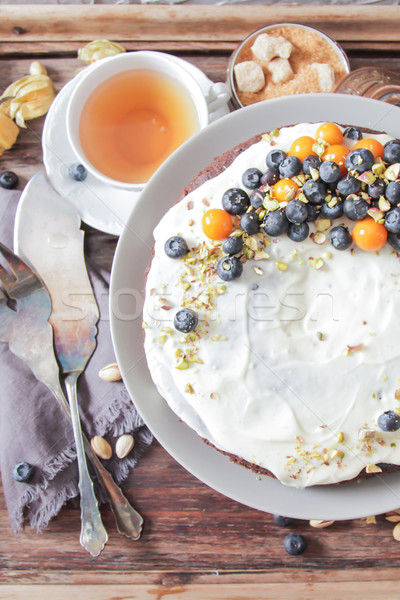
[115, 434, 135, 459]
[90, 435, 112, 460]
[393, 522, 400, 541]
[309, 520, 335, 528]
[98, 362, 122, 382]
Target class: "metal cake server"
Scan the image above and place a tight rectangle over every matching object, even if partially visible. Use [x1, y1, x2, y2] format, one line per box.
[14, 171, 143, 542]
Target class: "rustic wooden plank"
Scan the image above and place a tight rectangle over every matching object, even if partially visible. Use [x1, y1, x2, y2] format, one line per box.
[2, 40, 400, 59]
[2, 581, 400, 600]
[0, 6, 399, 44]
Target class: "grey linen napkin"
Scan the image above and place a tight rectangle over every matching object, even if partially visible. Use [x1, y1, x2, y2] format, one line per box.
[0, 189, 153, 532]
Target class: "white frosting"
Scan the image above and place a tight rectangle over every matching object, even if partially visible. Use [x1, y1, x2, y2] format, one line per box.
[143, 122, 400, 488]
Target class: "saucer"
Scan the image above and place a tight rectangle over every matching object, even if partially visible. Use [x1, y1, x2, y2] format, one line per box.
[42, 56, 231, 236]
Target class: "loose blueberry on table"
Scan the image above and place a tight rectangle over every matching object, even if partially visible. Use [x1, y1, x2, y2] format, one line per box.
[284, 533, 307, 556]
[0, 170, 19, 190]
[273, 514, 294, 527]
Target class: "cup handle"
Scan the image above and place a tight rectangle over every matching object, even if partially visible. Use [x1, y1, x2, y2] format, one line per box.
[205, 82, 231, 115]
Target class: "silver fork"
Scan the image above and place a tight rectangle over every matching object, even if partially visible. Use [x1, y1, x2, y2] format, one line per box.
[0, 243, 143, 551]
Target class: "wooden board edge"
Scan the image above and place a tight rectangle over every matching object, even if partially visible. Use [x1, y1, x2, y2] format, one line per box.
[0, 5, 399, 43]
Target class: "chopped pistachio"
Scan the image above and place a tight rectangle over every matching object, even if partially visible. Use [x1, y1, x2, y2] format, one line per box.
[263, 198, 280, 212]
[309, 257, 324, 270]
[365, 464, 383, 474]
[367, 207, 384, 222]
[254, 249, 270, 260]
[175, 358, 189, 370]
[276, 261, 288, 271]
[337, 431, 344, 443]
[309, 166, 320, 181]
[185, 383, 194, 394]
[310, 232, 326, 245]
[261, 133, 272, 143]
[315, 218, 331, 232]
[372, 162, 385, 176]
[317, 331, 326, 341]
[384, 163, 400, 181]
[312, 142, 326, 157]
[378, 196, 391, 212]
[253, 266, 264, 276]
[157, 335, 167, 344]
[358, 428, 376, 441]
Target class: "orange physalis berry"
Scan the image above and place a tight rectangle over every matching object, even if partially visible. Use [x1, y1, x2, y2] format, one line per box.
[288, 136, 317, 161]
[352, 138, 384, 161]
[316, 122, 343, 146]
[352, 218, 388, 251]
[202, 208, 233, 240]
[272, 178, 299, 203]
[322, 144, 350, 176]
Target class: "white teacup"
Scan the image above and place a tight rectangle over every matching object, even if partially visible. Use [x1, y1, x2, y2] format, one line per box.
[66, 51, 230, 191]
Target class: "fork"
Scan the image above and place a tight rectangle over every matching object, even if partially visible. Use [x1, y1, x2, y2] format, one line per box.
[0, 243, 143, 551]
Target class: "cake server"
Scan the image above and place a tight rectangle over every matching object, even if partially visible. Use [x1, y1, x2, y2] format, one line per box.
[14, 171, 143, 543]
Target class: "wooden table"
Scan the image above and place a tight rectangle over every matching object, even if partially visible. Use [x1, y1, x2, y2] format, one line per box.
[1, 6, 400, 599]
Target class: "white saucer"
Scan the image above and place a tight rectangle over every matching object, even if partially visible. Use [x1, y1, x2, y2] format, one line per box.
[42, 56, 231, 236]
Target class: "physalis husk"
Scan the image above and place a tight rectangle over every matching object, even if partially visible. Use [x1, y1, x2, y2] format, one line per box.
[0, 112, 19, 156]
[0, 70, 56, 128]
[78, 40, 126, 64]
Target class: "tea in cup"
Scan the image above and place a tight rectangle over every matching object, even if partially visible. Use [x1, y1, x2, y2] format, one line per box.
[66, 51, 230, 190]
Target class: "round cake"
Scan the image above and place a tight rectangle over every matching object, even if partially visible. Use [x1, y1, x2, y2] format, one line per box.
[143, 121, 400, 488]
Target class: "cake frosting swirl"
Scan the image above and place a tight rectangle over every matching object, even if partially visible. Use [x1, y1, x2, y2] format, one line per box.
[143, 122, 400, 488]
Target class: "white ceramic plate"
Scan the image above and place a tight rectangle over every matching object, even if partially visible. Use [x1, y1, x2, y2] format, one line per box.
[42, 55, 231, 236]
[110, 94, 400, 520]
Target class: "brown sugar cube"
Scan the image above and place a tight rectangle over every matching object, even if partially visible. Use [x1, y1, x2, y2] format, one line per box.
[234, 61, 265, 93]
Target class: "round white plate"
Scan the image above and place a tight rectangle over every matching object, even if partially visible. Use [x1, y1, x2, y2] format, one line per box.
[110, 94, 400, 520]
[42, 56, 231, 236]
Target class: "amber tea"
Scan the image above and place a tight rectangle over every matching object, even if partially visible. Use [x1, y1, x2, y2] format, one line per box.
[79, 69, 200, 185]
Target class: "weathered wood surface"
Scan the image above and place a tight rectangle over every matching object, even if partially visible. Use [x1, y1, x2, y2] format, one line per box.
[2, 6, 400, 599]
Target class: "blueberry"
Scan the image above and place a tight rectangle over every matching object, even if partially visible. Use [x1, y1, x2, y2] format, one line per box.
[345, 148, 374, 173]
[263, 210, 289, 236]
[273, 514, 294, 527]
[266, 149, 287, 170]
[173, 308, 198, 333]
[216, 256, 243, 281]
[222, 236, 243, 255]
[222, 188, 250, 215]
[285, 199, 308, 224]
[242, 168, 263, 189]
[337, 176, 361, 197]
[302, 179, 327, 204]
[368, 179, 386, 200]
[343, 197, 369, 221]
[329, 225, 352, 250]
[320, 199, 344, 220]
[385, 208, 400, 233]
[241, 212, 259, 235]
[385, 181, 400, 206]
[279, 155, 302, 178]
[383, 139, 400, 165]
[0, 170, 19, 190]
[164, 236, 189, 258]
[68, 163, 87, 181]
[388, 231, 400, 252]
[260, 168, 279, 186]
[284, 533, 307, 556]
[378, 410, 400, 432]
[287, 222, 309, 242]
[319, 161, 341, 184]
[302, 155, 322, 176]
[12, 461, 34, 483]
[343, 126, 363, 141]
[250, 189, 265, 209]
[306, 203, 320, 222]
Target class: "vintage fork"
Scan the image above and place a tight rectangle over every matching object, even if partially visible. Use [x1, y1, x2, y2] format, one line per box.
[0, 243, 143, 551]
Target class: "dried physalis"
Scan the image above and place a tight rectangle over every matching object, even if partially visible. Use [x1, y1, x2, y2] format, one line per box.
[0, 62, 55, 128]
[78, 40, 126, 64]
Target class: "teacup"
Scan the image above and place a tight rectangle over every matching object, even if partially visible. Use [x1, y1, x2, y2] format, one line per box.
[66, 51, 230, 191]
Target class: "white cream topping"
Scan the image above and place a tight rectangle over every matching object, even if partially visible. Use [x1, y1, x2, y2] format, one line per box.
[143, 122, 400, 488]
